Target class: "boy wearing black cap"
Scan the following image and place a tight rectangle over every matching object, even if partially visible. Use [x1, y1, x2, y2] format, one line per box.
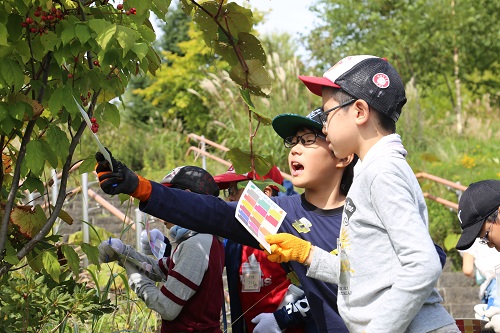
[456, 179, 500, 251]
[98, 166, 225, 333]
[456, 180, 500, 332]
[265, 55, 459, 332]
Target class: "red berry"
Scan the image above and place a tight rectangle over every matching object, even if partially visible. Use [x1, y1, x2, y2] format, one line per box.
[34, 11, 41, 17]
[30, 27, 37, 33]
[125, 10, 130, 15]
[21, 22, 27, 27]
[67, 73, 74, 78]
[47, 15, 54, 21]
[41, 16, 48, 21]
[93, 60, 100, 66]
[90, 117, 97, 123]
[117, 4, 123, 10]
[130, 7, 136, 14]
[91, 124, 98, 133]
[36, 6, 42, 11]
[26, 17, 34, 24]
[51, 7, 57, 13]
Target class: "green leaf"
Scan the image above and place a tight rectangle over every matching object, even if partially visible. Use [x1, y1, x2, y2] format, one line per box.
[4, 239, 19, 265]
[46, 126, 70, 162]
[229, 59, 272, 96]
[42, 251, 61, 283]
[61, 245, 80, 276]
[21, 175, 45, 195]
[25, 140, 46, 174]
[27, 249, 44, 272]
[240, 89, 256, 112]
[1, 59, 24, 89]
[115, 26, 138, 56]
[221, 2, 253, 35]
[138, 25, 157, 43]
[0, 23, 8, 46]
[151, 0, 172, 19]
[74, 23, 92, 44]
[78, 156, 97, 175]
[81, 243, 100, 266]
[40, 140, 59, 169]
[227, 148, 274, 176]
[40, 31, 60, 52]
[132, 43, 149, 61]
[96, 25, 117, 51]
[60, 20, 76, 45]
[96, 102, 120, 128]
[88, 19, 113, 34]
[48, 86, 64, 117]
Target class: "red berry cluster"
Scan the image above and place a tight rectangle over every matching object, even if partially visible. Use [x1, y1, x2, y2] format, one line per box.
[90, 117, 99, 133]
[116, 3, 137, 15]
[21, 6, 65, 36]
[80, 91, 92, 107]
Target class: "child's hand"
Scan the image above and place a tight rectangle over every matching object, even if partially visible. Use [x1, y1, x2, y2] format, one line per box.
[265, 233, 311, 263]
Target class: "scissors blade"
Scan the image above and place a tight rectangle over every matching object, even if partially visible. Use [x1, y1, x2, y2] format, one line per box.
[73, 96, 113, 171]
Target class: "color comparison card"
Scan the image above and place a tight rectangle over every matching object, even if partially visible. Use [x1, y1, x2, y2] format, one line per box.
[235, 181, 286, 252]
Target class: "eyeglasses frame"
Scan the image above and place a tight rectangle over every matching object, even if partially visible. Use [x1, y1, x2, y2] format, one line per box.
[319, 99, 357, 126]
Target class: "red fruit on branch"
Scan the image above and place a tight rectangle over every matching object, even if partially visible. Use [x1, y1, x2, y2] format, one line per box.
[25, 17, 34, 24]
[34, 11, 41, 17]
[67, 73, 74, 78]
[93, 60, 100, 67]
[130, 7, 136, 14]
[30, 27, 37, 33]
[90, 117, 97, 123]
[117, 4, 123, 10]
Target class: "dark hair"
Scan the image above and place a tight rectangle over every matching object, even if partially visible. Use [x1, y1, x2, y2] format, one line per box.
[340, 154, 358, 196]
[330, 89, 396, 133]
[487, 209, 499, 224]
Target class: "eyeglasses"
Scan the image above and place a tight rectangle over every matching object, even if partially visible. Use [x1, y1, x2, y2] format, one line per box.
[319, 99, 356, 126]
[284, 132, 326, 148]
[479, 222, 493, 245]
[223, 185, 239, 198]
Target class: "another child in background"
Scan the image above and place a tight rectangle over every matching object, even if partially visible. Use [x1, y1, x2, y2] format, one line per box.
[214, 165, 310, 333]
[98, 166, 224, 333]
[265, 55, 458, 332]
[455, 179, 500, 331]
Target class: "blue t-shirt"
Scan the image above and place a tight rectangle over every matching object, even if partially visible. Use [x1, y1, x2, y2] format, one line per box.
[140, 183, 349, 333]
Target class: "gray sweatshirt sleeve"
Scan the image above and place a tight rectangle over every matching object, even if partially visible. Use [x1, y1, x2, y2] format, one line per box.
[306, 247, 340, 284]
[126, 234, 212, 320]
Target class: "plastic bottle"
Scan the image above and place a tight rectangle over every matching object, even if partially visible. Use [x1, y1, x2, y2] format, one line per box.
[277, 284, 305, 310]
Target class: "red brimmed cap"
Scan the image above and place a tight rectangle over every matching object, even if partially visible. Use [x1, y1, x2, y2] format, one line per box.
[299, 55, 407, 122]
[214, 165, 284, 190]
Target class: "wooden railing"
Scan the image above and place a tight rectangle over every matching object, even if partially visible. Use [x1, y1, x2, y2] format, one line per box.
[415, 172, 467, 210]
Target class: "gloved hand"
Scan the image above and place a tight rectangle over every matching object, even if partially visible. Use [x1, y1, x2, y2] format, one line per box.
[265, 233, 311, 264]
[98, 238, 125, 263]
[251, 313, 282, 333]
[475, 304, 500, 321]
[140, 229, 169, 256]
[486, 315, 500, 332]
[95, 151, 152, 201]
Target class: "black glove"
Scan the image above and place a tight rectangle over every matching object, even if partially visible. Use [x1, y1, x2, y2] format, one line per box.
[95, 150, 138, 195]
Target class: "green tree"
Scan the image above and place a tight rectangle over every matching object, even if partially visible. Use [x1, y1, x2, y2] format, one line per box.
[0, 0, 274, 328]
[306, 0, 499, 132]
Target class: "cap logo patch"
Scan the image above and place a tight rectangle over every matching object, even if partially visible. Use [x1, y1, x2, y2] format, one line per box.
[458, 210, 463, 225]
[373, 73, 390, 88]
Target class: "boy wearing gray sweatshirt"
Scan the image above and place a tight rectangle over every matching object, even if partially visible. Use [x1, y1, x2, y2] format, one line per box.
[265, 55, 459, 333]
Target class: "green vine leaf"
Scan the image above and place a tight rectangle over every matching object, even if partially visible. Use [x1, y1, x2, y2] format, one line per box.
[81, 243, 100, 266]
[61, 244, 80, 276]
[42, 251, 61, 283]
[227, 148, 275, 177]
[229, 59, 272, 96]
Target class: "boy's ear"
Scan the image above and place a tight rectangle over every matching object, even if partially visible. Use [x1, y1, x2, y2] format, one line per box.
[336, 154, 355, 168]
[353, 99, 371, 125]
